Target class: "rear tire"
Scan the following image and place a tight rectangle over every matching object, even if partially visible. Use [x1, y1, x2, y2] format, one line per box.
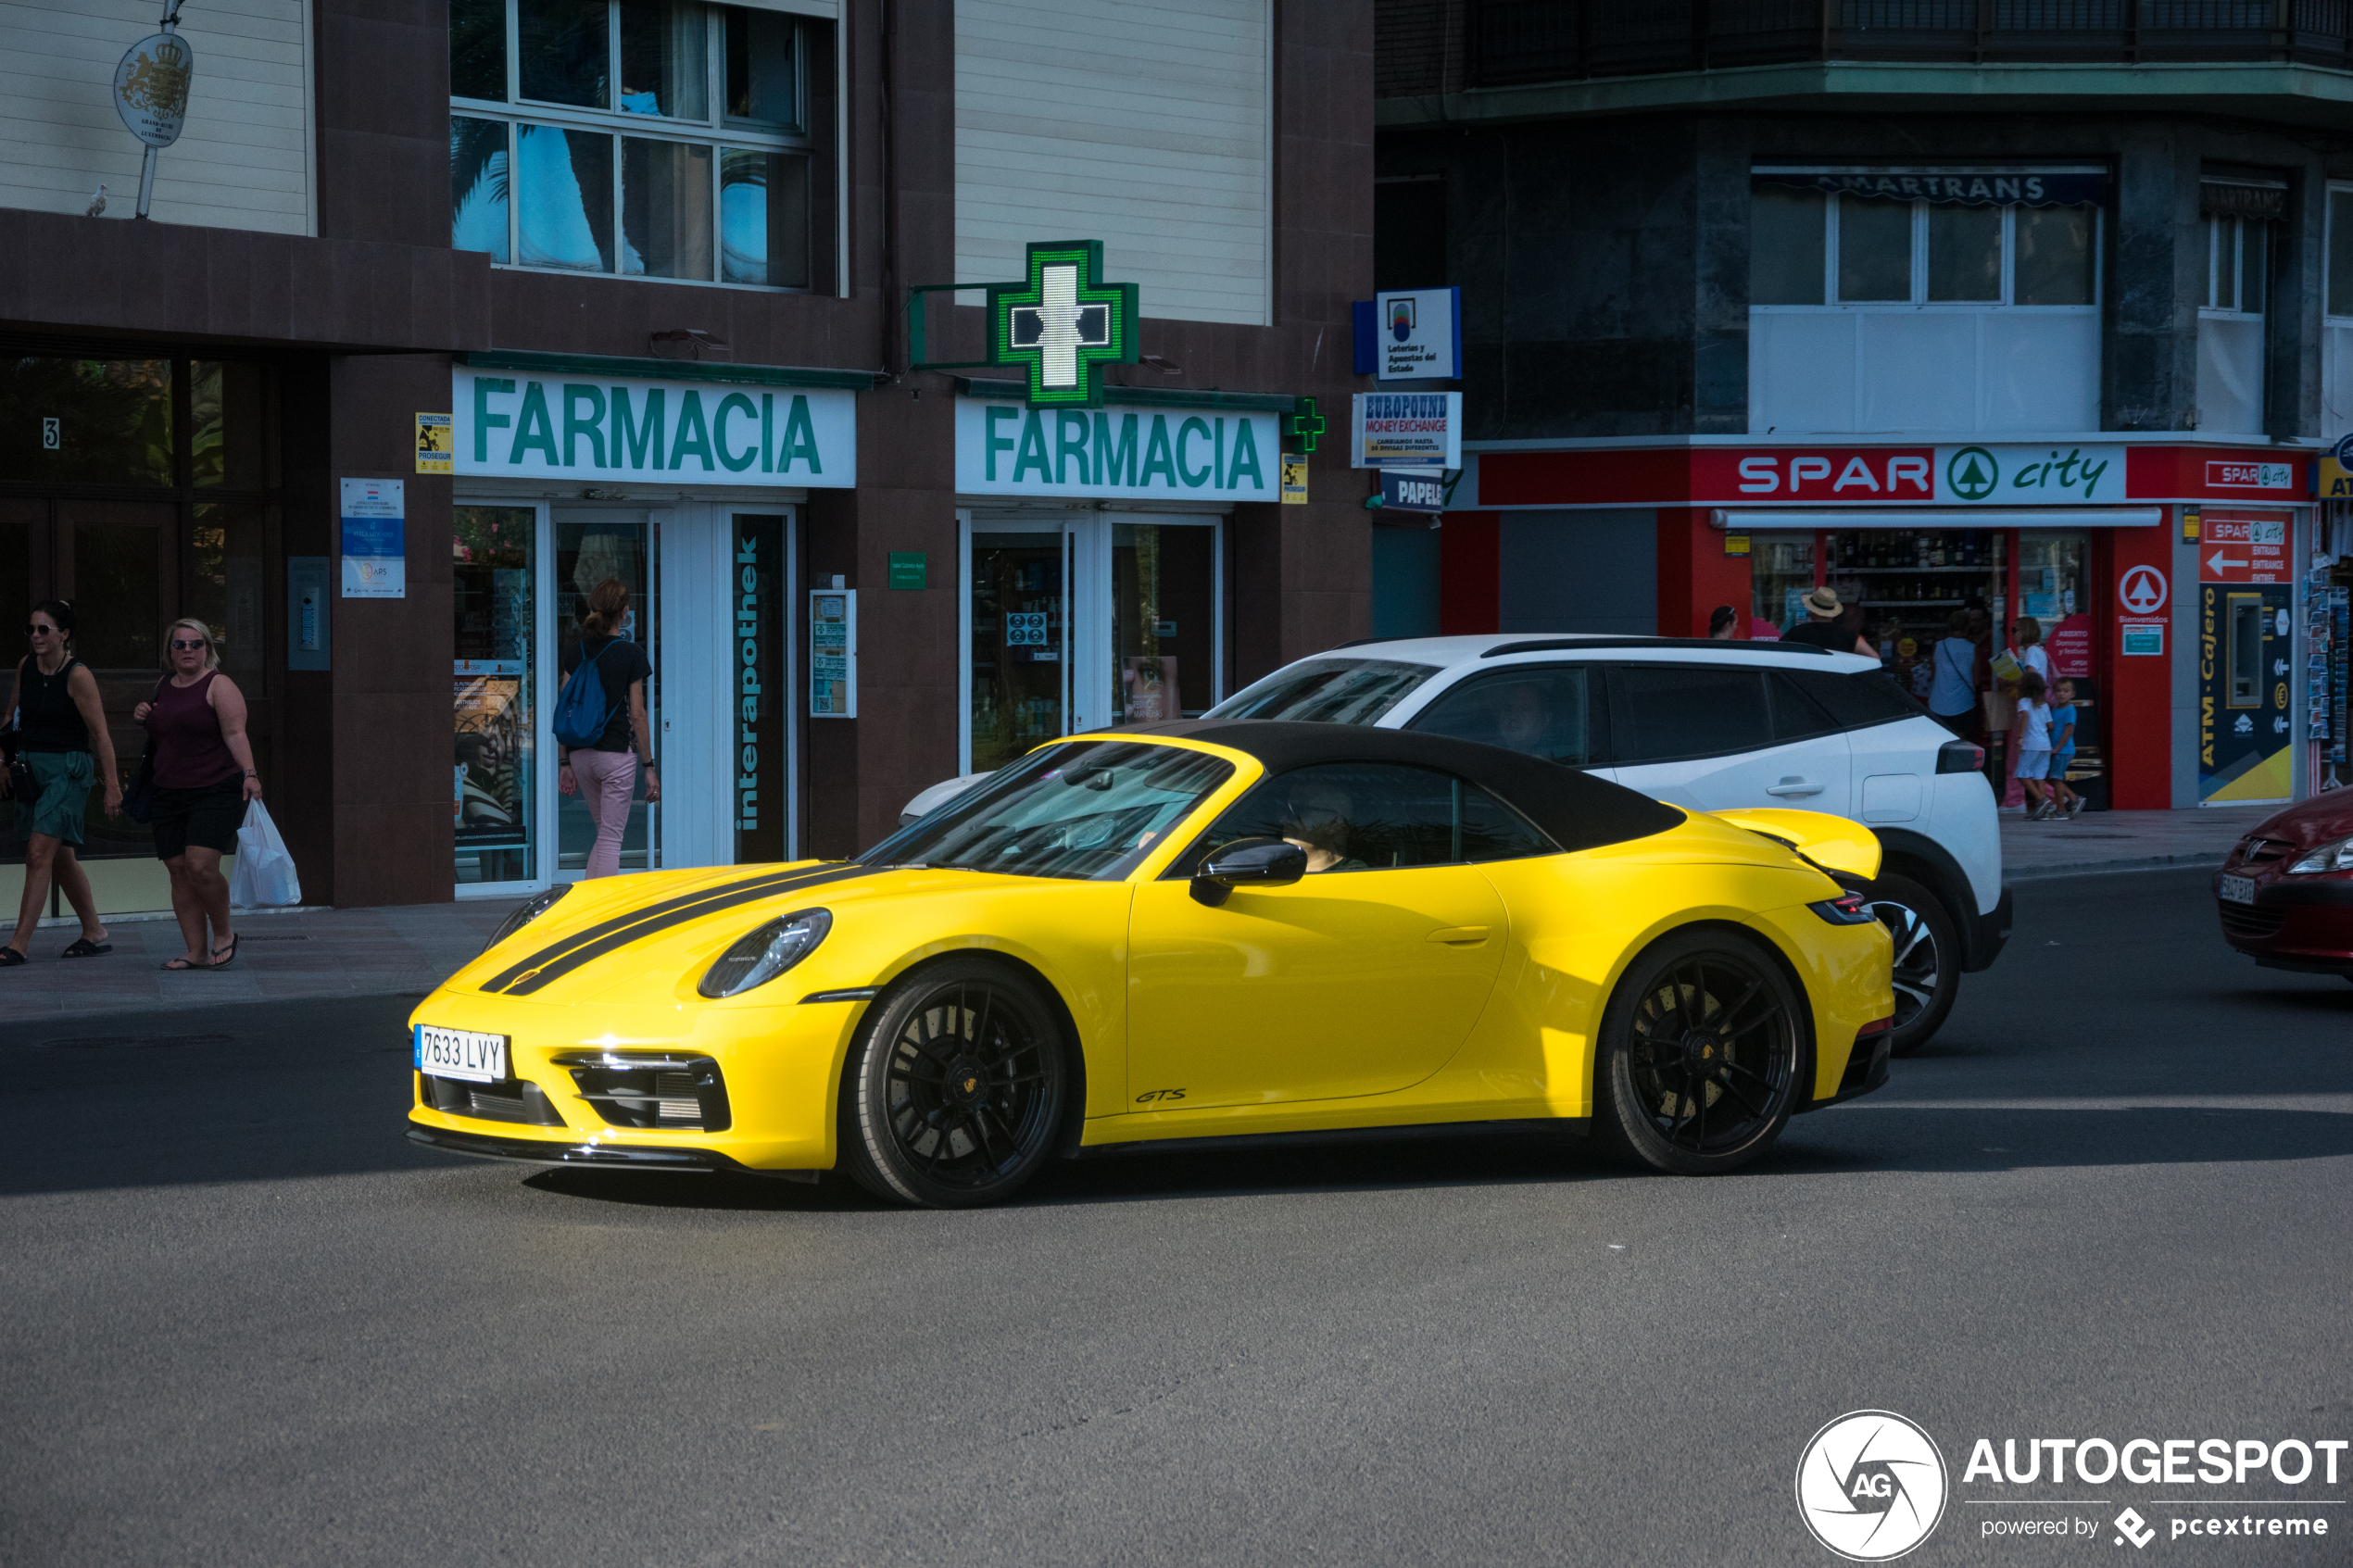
[1861, 873, 1958, 1057]
[1592, 929, 1805, 1176]
[838, 958, 1070, 1209]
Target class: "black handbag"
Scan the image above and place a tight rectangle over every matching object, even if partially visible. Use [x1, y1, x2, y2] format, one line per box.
[122, 677, 165, 824]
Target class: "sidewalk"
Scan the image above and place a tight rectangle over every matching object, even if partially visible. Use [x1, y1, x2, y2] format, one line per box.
[2000, 803, 2276, 883]
[0, 900, 512, 1025]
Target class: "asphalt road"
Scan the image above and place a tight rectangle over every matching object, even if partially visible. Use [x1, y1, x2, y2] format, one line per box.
[3, 867, 2347, 1568]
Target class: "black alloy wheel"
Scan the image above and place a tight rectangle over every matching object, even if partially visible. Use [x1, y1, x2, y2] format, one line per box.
[1594, 930, 1804, 1175]
[841, 958, 1069, 1208]
[1859, 872, 1958, 1057]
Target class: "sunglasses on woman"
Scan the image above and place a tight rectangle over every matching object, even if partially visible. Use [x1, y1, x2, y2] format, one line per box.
[170, 637, 208, 650]
[26, 623, 57, 635]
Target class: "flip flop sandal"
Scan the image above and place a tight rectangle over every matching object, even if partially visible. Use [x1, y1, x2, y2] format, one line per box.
[0, 947, 25, 967]
[60, 937, 111, 959]
[209, 934, 242, 970]
[161, 957, 208, 971]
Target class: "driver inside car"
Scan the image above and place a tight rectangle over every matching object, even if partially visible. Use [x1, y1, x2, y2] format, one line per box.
[1278, 784, 1368, 873]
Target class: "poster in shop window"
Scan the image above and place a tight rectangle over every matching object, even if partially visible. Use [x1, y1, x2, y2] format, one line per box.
[2196, 512, 2295, 804]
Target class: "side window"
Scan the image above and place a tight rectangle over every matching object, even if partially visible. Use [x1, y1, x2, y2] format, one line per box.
[1768, 671, 1843, 743]
[1605, 665, 1772, 766]
[1173, 762, 1554, 875]
[1780, 667, 1925, 730]
[1458, 783, 1554, 864]
[1404, 665, 1606, 767]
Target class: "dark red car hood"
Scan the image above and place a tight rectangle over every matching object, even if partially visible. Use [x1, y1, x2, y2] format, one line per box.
[2245, 790, 2353, 850]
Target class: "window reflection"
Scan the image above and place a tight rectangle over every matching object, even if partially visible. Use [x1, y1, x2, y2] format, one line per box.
[519, 0, 610, 107]
[451, 0, 508, 101]
[191, 360, 266, 490]
[721, 147, 807, 285]
[724, 5, 797, 125]
[451, 117, 511, 260]
[620, 0, 707, 117]
[0, 359, 172, 485]
[623, 137, 712, 278]
[518, 124, 614, 271]
[455, 507, 538, 885]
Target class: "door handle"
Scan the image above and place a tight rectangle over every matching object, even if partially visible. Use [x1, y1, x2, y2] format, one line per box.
[1427, 925, 1490, 945]
[1765, 778, 1823, 797]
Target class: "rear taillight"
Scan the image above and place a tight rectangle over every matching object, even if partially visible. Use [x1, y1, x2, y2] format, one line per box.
[1810, 893, 1875, 926]
[1856, 1015, 1895, 1036]
[1936, 738, 1985, 774]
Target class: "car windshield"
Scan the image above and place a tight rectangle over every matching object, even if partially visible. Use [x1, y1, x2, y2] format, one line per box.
[1204, 657, 1441, 724]
[859, 741, 1235, 880]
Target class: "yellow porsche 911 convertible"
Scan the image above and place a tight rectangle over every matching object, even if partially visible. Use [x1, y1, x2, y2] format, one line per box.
[409, 721, 1894, 1207]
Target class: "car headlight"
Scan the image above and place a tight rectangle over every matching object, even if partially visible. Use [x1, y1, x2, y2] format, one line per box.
[483, 883, 572, 953]
[698, 909, 833, 998]
[2286, 835, 2353, 874]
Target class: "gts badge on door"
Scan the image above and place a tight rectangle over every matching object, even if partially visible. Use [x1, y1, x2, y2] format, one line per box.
[1135, 1088, 1188, 1104]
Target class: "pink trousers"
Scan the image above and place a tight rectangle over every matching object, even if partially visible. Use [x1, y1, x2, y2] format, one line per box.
[570, 748, 637, 879]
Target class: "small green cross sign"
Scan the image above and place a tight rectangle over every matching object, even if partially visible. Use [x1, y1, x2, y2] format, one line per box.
[1283, 396, 1327, 455]
[988, 240, 1139, 408]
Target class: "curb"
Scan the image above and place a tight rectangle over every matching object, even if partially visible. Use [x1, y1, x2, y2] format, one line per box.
[2005, 851, 2230, 884]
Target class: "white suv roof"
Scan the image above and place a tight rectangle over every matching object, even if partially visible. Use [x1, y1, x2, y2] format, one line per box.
[1306, 633, 1881, 675]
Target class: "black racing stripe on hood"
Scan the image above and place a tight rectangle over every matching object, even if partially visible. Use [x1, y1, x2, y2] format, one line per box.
[499, 863, 884, 997]
[482, 865, 855, 994]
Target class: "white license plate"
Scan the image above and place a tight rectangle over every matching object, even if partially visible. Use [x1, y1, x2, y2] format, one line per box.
[2219, 874, 2258, 907]
[414, 1024, 508, 1084]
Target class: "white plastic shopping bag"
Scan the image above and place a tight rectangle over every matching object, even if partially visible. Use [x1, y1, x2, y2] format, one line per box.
[229, 798, 303, 907]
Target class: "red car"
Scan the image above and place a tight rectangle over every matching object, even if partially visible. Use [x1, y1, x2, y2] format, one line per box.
[2215, 790, 2353, 979]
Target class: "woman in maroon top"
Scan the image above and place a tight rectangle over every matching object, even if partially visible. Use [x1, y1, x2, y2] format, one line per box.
[132, 619, 261, 970]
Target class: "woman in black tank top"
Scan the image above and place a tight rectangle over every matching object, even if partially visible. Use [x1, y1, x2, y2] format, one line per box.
[4, 600, 121, 963]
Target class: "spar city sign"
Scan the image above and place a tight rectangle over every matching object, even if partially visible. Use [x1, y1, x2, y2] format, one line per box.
[453, 370, 856, 486]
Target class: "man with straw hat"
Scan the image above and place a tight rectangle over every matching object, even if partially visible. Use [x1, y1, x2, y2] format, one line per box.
[1782, 585, 1868, 654]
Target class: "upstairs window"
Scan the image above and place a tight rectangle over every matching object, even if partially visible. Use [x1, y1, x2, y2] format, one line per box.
[2200, 214, 2269, 318]
[449, 0, 814, 288]
[1750, 167, 2102, 309]
[2330, 186, 2353, 321]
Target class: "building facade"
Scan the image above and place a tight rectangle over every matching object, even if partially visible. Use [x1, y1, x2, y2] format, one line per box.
[1376, 4, 2353, 808]
[0, 0, 1374, 913]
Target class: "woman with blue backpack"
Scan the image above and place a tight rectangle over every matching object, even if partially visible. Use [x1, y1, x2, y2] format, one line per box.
[556, 578, 658, 878]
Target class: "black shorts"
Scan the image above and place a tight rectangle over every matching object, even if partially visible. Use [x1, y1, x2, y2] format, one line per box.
[152, 775, 248, 860]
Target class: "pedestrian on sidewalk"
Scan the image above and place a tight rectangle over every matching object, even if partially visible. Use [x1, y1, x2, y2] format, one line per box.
[1784, 587, 1872, 655]
[557, 578, 659, 879]
[2012, 615, 2050, 686]
[2046, 677, 2083, 818]
[1927, 609, 1983, 742]
[133, 619, 261, 971]
[2013, 670, 2057, 819]
[1, 601, 121, 964]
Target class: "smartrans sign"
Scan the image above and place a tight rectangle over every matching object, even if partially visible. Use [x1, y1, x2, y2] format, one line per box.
[453, 370, 857, 487]
[954, 399, 1280, 501]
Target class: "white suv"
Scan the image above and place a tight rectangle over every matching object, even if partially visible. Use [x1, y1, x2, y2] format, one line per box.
[903, 633, 2012, 1054]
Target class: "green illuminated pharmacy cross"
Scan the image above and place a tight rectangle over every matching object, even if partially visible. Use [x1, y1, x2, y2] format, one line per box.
[988, 240, 1139, 408]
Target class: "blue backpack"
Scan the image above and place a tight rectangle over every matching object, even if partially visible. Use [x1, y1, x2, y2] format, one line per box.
[552, 639, 623, 749]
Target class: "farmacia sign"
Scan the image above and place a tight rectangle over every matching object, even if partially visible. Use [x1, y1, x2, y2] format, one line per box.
[452, 370, 857, 487]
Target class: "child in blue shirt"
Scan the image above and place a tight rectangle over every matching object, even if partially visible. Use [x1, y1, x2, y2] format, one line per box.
[2045, 678, 2082, 819]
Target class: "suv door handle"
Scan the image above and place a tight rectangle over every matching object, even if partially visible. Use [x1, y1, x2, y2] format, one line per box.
[1766, 778, 1824, 797]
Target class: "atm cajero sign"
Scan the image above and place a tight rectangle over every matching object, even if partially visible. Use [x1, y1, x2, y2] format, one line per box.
[453, 370, 857, 486]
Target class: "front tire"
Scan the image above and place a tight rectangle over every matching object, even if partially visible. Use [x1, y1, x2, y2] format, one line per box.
[839, 958, 1070, 1209]
[1860, 872, 1958, 1057]
[1593, 930, 1805, 1176]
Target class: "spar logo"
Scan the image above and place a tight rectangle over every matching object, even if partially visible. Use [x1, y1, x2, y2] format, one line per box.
[1796, 1411, 1950, 1561]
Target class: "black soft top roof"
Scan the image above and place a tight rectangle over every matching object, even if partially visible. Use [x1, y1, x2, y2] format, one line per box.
[1121, 720, 1684, 854]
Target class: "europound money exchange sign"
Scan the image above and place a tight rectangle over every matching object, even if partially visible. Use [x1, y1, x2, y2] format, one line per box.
[451, 368, 857, 487]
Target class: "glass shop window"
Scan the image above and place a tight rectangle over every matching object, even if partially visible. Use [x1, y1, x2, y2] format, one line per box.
[454, 506, 539, 885]
[451, 0, 814, 288]
[2201, 215, 2268, 317]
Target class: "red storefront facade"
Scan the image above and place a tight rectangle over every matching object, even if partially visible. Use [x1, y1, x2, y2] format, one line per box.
[1435, 438, 2322, 810]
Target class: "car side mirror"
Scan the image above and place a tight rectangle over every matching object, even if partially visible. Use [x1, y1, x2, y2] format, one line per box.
[1190, 836, 1308, 906]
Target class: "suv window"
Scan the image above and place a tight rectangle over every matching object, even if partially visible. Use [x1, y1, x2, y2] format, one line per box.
[1768, 671, 1843, 743]
[1780, 667, 1926, 730]
[1205, 658, 1440, 724]
[1173, 761, 1555, 875]
[1605, 665, 1772, 766]
[1403, 665, 1606, 767]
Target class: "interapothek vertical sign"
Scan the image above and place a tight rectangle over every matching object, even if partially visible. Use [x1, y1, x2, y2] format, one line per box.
[452, 370, 857, 486]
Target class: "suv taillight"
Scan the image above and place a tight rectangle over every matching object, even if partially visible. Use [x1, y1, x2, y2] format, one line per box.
[1936, 738, 1984, 774]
